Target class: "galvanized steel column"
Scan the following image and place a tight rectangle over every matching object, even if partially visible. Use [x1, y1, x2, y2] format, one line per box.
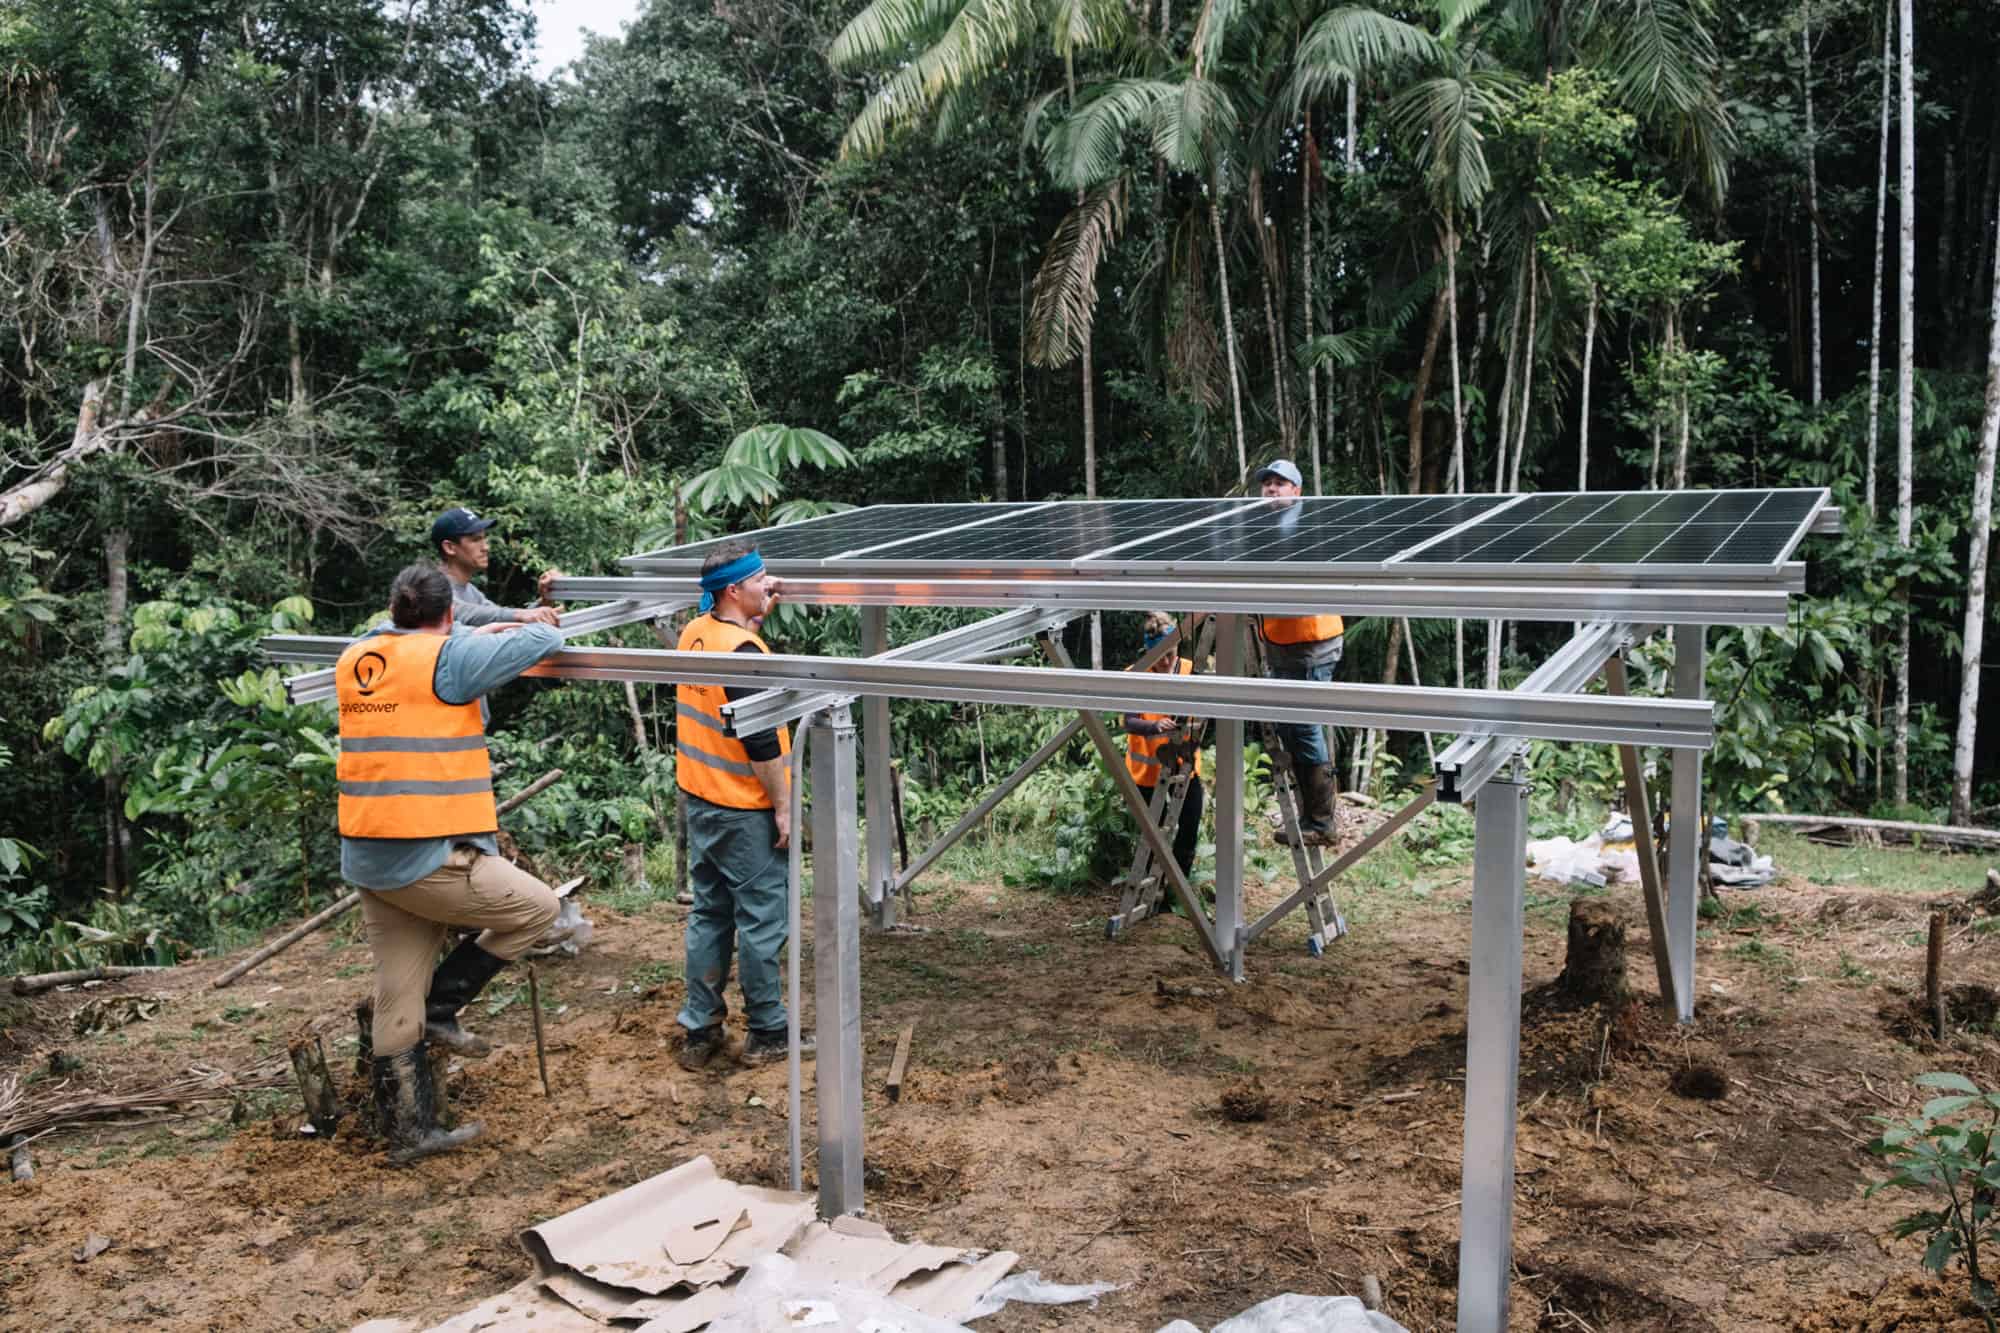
[859, 606, 896, 927]
[1213, 614, 1246, 980]
[1667, 623, 1706, 1023]
[1456, 771, 1527, 1333]
[809, 707, 865, 1215]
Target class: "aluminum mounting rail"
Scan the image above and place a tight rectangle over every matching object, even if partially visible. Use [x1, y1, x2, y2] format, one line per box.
[1433, 621, 1647, 803]
[253, 643, 1716, 749]
[271, 597, 693, 704]
[723, 605, 1082, 736]
[547, 575, 1789, 627]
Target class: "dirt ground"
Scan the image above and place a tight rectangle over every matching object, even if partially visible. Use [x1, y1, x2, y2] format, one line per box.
[6, 823, 2000, 1332]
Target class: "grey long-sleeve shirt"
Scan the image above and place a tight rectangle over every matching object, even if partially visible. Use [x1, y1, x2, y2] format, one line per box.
[338, 622, 562, 890]
[447, 575, 519, 628]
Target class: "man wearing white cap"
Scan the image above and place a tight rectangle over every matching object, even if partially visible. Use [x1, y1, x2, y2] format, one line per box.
[1249, 459, 1342, 844]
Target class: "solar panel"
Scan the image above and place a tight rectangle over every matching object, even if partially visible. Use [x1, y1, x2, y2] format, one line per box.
[837, 499, 1253, 570]
[621, 503, 1039, 570]
[1077, 494, 1509, 572]
[617, 488, 1829, 581]
[1400, 489, 1821, 569]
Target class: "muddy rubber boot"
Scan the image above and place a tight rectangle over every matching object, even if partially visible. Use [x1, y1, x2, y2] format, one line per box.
[374, 1040, 482, 1166]
[425, 939, 508, 1056]
[1300, 761, 1341, 845]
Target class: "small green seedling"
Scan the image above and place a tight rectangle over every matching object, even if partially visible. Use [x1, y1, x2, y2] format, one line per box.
[1868, 1072, 2000, 1329]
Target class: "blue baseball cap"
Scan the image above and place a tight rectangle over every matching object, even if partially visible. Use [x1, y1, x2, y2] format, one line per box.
[1252, 459, 1303, 488]
[430, 507, 499, 547]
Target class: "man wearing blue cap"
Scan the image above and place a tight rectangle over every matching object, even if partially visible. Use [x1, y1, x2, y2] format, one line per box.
[1249, 459, 1343, 844]
[672, 541, 813, 1071]
[431, 507, 563, 628]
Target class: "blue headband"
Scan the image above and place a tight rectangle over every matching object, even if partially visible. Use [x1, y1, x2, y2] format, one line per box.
[699, 551, 765, 613]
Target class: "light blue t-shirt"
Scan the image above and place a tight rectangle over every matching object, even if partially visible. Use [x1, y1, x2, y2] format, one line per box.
[338, 622, 562, 891]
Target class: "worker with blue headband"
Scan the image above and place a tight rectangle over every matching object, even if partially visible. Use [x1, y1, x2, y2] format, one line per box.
[1122, 611, 1204, 891]
[672, 541, 813, 1071]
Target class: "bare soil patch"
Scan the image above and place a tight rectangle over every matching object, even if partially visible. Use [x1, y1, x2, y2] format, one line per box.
[4, 848, 2000, 1331]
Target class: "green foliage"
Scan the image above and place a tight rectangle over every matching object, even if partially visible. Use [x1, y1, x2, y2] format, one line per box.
[1868, 1073, 2000, 1326]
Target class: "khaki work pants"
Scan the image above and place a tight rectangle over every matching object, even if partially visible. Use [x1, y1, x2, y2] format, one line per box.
[358, 846, 558, 1056]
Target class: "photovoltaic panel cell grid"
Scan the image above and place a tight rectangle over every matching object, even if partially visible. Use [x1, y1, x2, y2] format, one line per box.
[1078, 494, 1508, 568]
[621, 503, 1029, 568]
[1402, 490, 1820, 568]
[837, 499, 1250, 567]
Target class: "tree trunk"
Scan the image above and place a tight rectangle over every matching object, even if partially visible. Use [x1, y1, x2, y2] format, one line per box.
[1304, 111, 1322, 494]
[1868, 4, 1892, 517]
[1802, 0, 1823, 408]
[1447, 222, 1467, 690]
[1951, 195, 2000, 824]
[1345, 78, 1358, 173]
[1511, 246, 1538, 492]
[1895, 0, 1917, 805]
[1251, 169, 1292, 456]
[1407, 273, 1448, 494]
[1579, 282, 1598, 489]
[1211, 199, 1248, 482]
[103, 526, 131, 896]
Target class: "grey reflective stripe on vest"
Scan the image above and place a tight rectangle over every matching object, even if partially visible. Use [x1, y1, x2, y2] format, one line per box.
[1128, 752, 1161, 767]
[678, 733, 758, 778]
[339, 778, 495, 797]
[675, 701, 731, 738]
[339, 735, 489, 754]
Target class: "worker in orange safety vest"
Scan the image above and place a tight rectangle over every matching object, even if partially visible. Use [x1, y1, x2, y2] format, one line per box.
[335, 564, 565, 1164]
[1122, 611, 1205, 887]
[1250, 459, 1344, 845]
[672, 541, 814, 1073]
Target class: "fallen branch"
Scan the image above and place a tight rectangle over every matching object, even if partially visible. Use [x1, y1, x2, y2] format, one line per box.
[12, 965, 167, 996]
[885, 1023, 914, 1104]
[213, 767, 566, 988]
[1742, 813, 2000, 852]
[0, 1062, 290, 1143]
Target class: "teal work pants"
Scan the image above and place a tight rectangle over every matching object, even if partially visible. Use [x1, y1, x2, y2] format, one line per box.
[677, 795, 790, 1035]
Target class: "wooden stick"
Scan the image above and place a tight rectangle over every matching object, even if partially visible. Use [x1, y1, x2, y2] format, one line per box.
[527, 964, 551, 1098]
[213, 768, 566, 989]
[1927, 911, 1948, 1040]
[885, 1024, 914, 1104]
[12, 965, 164, 996]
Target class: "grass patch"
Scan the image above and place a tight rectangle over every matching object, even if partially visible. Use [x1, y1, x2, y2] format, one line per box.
[1762, 829, 1991, 898]
[1700, 898, 1779, 932]
[1728, 937, 1794, 974]
[627, 960, 680, 990]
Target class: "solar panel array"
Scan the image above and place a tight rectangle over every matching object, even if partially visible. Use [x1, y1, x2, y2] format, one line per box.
[623, 489, 1829, 579]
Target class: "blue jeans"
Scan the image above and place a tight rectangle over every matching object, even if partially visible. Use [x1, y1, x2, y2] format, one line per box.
[678, 796, 790, 1034]
[1264, 637, 1342, 767]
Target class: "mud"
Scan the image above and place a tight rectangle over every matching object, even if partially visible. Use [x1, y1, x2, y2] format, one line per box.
[2, 850, 1998, 1331]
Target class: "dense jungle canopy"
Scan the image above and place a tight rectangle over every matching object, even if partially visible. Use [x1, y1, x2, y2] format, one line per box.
[2, 0, 1998, 966]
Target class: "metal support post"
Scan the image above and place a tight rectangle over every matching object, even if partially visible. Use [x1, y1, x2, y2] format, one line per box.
[1603, 654, 1678, 1013]
[1456, 771, 1528, 1333]
[1213, 615, 1246, 981]
[809, 707, 864, 1216]
[859, 607, 896, 928]
[1666, 624, 1706, 1023]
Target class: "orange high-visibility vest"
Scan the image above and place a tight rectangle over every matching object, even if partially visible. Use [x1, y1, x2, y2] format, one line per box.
[335, 633, 496, 839]
[1260, 613, 1344, 646]
[1125, 659, 1201, 787]
[675, 614, 792, 810]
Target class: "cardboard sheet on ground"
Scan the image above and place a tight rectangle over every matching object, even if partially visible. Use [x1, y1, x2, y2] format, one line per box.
[353, 1156, 1027, 1332]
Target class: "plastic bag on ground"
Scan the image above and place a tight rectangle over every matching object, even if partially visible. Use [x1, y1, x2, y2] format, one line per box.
[529, 897, 593, 957]
[962, 1271, 1121, 1320]
[1152, 1293, 1411, 1333]
[1525, 835, 1609, 887]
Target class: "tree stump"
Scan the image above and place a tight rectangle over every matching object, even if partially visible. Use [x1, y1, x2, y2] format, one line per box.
[1556, 899, 1630, 1007]
[289, 1034, 340, 1137]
